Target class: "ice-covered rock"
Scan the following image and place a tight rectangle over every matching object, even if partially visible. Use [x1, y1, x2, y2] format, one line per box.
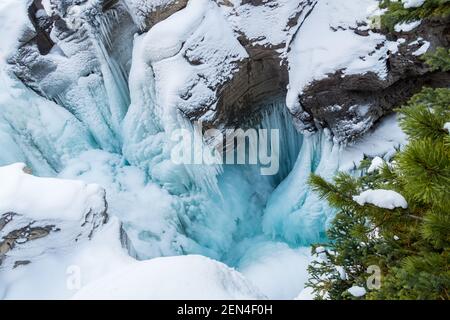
[9, 0, 135, 152]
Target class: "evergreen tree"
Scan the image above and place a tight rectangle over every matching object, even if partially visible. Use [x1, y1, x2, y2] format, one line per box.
[306, 48, 450, 300]
[379, 0, 450, 31]
[423, 47, 450, 72]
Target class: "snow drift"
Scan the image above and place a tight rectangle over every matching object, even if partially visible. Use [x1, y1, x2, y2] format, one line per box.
[72, 255, 266, 300]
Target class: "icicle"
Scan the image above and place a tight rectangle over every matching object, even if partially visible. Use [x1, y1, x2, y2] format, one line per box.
[82, 6, 131, 146]
[258, 100, 303, 184]
[262, 130, 339, 246]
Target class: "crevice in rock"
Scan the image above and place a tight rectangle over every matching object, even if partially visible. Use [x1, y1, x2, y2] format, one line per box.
[27, 0, 55, 55]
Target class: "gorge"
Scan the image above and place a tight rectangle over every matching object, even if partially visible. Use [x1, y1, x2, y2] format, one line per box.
[0, 0, 447, 299]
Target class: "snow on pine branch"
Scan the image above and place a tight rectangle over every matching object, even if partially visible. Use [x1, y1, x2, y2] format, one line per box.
[353, 189, 408, 210]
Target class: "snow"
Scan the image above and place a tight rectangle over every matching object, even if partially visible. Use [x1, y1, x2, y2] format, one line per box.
[59, 150, 202, 259]
[295, 287, 315, 300]
[412, 41, 430, 56]
[72, 255, 265, 300]
[225, 0, 311, 51]
[339, 114, 407, 172]
[444, 122, 450, 133]
[368, 156, 385, 173]
[234, 241, 312, 300]
[123, 0, 180, 30]
[0, 0, 31, 60]
[41, 0, 52, 16]
[0, 163, 105, 221]
[353, 189, 408, 210]
[347, 286, 366, 297]
[336, 266, 348, 280]
[402, 0, 426, 9]
[140, 0, 207, 64]
[394, 20, 421, 32]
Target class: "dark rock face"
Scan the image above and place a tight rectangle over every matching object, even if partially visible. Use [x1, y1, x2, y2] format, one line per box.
[297, 17, 450, 142]
[184, 44, 289, 129]
[183, 0, 316, 129]
[211, 44, 289, 128]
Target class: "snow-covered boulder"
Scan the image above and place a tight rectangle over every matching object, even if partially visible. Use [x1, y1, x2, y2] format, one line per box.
[0, 163, 108, 269]
[72, 255, 266, 300]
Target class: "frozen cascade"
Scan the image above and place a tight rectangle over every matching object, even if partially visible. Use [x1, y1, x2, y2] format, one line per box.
[122, 79, 331, 261]
[0, 0, 96, 176]
[120, 28, 319, 259]
[0, 1, 339, 270]
[122, 59, 310, 259]
[48, 0, 133, 153]
[89, 8, 131, 135]
[263, 130, 338, 245]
